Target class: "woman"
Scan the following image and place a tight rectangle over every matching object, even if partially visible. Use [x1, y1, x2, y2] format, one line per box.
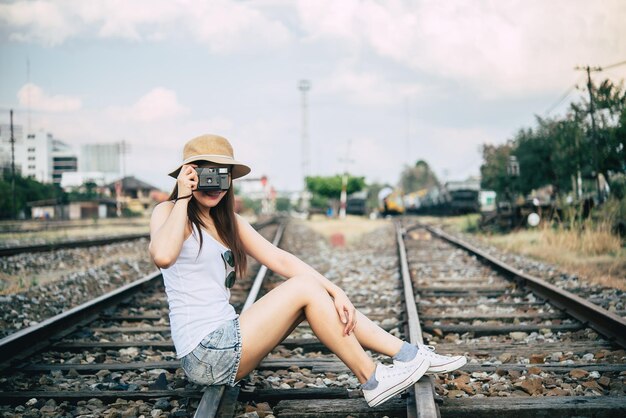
[149, 134, 466, 407]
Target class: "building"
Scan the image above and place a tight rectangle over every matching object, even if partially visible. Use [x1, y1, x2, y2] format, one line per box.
[50, 138, 78, 185]
[80, 143, 121, 174]
[9, 130, 78, 185]
[56, 143, 124, 189]
[105, 176, 160, 215]
[28, 198, 117, 220]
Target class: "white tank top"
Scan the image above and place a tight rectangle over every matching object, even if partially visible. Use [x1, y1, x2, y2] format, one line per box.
[160, 225, 237, 358]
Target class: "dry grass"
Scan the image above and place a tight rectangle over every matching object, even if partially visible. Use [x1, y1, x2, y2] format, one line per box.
[305, 215, 389, 245]
[541, 221, 622, 256]
[416, 214, 481, 232]
[413, 215, 626, 291]
[485, 223, 626, 291]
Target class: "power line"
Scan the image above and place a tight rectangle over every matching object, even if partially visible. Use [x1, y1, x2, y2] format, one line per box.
[600, 59, 626, 70]
[545, 75, 585, 115]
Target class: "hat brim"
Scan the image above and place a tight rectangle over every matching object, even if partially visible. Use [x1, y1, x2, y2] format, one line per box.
[168, 155, 251, 179]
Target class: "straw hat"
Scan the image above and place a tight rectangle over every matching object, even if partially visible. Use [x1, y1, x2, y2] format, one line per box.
[168, 134, 251, 179]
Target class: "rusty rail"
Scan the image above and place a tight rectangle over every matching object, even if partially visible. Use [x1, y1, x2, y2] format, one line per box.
[419, 224, 626, 348]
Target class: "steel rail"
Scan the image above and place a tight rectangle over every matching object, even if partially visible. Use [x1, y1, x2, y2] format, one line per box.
[0, 270, 162, 370]
[0, 217, 279, 372]
[194, 220, 287, 418]
[417, 224, 626, 348]
[0, 217, 280, 257]
[395, 222, 439, 418]
[0, 233, 150, 257]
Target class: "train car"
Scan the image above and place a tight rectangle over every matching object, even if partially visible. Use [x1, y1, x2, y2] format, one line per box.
[378, 187, 405, 215]
[444, 179, 481, 214]
[403, 189, 429, 213]
[346, 190, 368, 215]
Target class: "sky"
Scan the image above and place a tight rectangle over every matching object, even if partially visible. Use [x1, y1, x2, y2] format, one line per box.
[1, 0, 625, 193]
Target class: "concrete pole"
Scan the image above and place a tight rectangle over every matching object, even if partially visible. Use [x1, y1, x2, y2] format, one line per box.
[298, 80, 311, 213]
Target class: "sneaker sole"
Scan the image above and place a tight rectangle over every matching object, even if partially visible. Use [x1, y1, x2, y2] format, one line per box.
[367, 358, 430, 407]
[425, 356, 467, 374]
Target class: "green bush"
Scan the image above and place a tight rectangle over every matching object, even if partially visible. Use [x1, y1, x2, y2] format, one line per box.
[275, 197, 291, 212]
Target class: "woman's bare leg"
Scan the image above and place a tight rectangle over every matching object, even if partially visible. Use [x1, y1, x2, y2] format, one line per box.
[236, 275, 376, 383]
[351, 310, 404, 357]
[294, 310, 404, 357]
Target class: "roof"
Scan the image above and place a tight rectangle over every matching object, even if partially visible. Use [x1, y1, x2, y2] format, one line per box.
[106, 176, 159, 191]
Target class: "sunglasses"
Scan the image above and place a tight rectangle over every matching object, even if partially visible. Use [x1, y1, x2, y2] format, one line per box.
[221, 249, 236, 288]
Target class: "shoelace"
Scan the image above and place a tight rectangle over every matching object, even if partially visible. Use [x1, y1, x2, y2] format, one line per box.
[380, 364, 412, 378]
[419, 344, 452, 358]
[394, 344, 450, 363]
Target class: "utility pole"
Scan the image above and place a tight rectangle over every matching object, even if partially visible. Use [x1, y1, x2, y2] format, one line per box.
[27, 58, 31, 135]
[298, 80, 311, 212]
[119, 139, 130, 179]
[338, 140, 355, 219]
[405, 98, 410, 166]
[575, 64, 603, 203]
[10, 110, 16, 220]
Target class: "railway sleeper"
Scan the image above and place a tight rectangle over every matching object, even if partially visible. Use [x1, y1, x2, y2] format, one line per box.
[422, 322, 584, 335]
[439, 396, 626, 418]
[272, 398, 407, 417]
[419, 312, 567, 321]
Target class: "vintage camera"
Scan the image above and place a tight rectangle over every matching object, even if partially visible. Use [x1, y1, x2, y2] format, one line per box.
[195, 167, 231, 191]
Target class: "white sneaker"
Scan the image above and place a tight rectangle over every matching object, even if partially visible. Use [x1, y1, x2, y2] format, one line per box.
[362, 359, 430, 407]
[393, 343, 466, 374]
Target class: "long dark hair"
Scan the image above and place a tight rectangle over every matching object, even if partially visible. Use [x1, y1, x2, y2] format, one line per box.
[168, 185, 248, 280]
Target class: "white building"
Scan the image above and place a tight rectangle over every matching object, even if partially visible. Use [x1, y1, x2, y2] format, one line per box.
[56, 142, 123, 189]
[80, 143, 121, 174]
[18, 131, 77, 185]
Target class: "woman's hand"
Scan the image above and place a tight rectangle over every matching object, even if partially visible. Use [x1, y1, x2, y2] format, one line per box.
[332, 289, 357, 336]
[177, 164, 198, 197]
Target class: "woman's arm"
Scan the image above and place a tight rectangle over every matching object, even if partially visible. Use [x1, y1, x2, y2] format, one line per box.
[236, 214, 340, 293]
[149, 200, 189, 268]
[149, 164, 198, 268]
[237, 214, 358, 335]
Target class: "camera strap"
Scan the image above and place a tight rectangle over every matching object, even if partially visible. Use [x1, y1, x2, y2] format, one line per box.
[173, 193, 193, 202]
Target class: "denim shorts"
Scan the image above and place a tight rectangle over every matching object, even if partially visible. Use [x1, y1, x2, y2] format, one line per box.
[180, 317, 242, 387]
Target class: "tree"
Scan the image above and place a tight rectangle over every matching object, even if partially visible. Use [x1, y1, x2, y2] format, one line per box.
[0, 170, 61, 219]
[66, 181, 101, 202]
[514, 119, 559, 195]
[480, 142, 513, 196]
[399, 160, 439, 193]
[305, 175, 366, 210]
[570, 79, 626, 183]
[305, 175, 366, 199]
[479, 77, 625, 201]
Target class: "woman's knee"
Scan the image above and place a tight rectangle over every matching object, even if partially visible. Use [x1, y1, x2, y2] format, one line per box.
[287, 275, 326, 297]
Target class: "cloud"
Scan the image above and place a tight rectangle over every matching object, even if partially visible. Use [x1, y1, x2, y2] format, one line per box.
[296, 0, 626, 97]
[107, 88, 188, 122]
[0, 0, 292, 51]
[0, 1, 78, 45]
[319, 63, 424, 106]
[16, 83, 82, 112]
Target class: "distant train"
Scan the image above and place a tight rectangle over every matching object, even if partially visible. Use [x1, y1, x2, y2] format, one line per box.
[378, 187, 405, 216]
[346, 190, 368, 215]
[377, 180, 496, 216]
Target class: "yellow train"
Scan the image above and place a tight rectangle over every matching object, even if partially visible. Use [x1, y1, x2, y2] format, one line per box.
[378, 187, 405, 215]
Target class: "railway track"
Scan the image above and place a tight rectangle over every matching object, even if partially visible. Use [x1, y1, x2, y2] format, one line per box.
[400, 219, 626, 417]
[0, 233, 151, 257]
[223, 219, 424, 417]
[0, 218, 432, 417]
[0, 218, 281, 417]
[1, 217, 624, 417]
